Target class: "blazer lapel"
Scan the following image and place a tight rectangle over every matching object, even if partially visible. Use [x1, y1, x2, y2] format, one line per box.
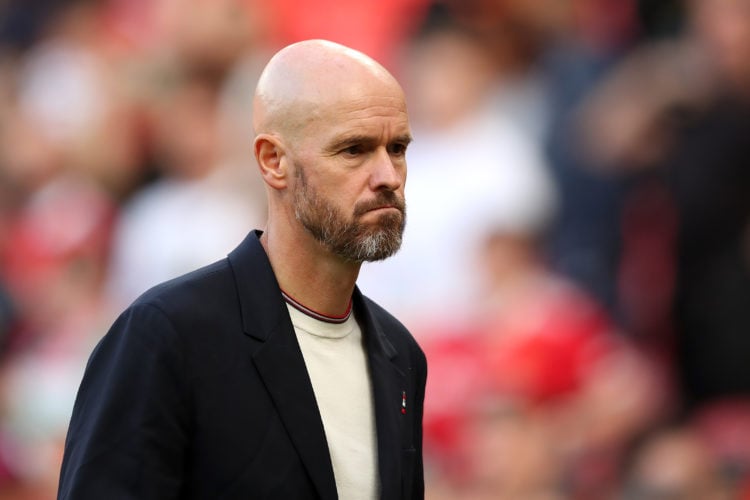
[252, 331, 338, 500]
[354, 290, 406, 500]
[228, 232, 338, 500]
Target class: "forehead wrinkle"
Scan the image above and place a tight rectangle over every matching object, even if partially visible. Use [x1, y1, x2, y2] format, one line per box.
[285, 93, 408, 148]
[326, 131, 413, 152]
[329, 98, 410, 130]
[338, 97, 407, 114]
[324, 115, 410, 148]
[326, 94, 409, 127]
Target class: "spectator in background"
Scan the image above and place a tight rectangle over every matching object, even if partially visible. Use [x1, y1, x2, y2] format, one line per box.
[667, 0, 750, 414]
[0, 175, 115, 498]
[12, 0, 146, 199]
[691, 400, 750, 498]
[412, 0, 642, 319]
[421, 199, 665, 499]
[0, 3, 130, 495]
[104, 68, 265, 309]
[537, 0, 642, 316]
[95, 0, 269, 310]
[574, 0, 750, 413]
[619, 425, 732, 500]
[451, 403, 563, 500]
[568, 0, 750, 494]
[357, 11, 557, 330]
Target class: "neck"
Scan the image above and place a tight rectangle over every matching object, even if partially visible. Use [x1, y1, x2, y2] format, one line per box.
[260, 223, 361, 318]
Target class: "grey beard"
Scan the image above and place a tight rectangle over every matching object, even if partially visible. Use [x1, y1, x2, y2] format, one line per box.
[295, 202, 405, 262]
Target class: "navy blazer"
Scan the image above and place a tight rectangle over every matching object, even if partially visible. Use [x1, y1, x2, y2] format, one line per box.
[58, 231, 427, 499]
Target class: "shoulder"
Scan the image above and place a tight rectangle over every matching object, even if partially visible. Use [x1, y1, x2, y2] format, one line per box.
[101, 258, 242, 358]
[92, 257, 248, 383]
[132, 258, 236, 319]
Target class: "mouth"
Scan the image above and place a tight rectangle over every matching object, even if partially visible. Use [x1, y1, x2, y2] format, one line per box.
[356, 195, 406, 217]
[368, 205, 400, 212]
[361, 206, 404, 220]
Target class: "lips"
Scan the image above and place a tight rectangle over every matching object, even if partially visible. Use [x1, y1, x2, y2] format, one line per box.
[369, 205, 399, 212]
[355, 194, 405, 217]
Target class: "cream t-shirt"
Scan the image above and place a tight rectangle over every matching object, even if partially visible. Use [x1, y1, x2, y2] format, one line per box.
[285, 303, 379, 500]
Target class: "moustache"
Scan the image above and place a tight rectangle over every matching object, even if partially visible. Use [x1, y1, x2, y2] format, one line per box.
[353, 192, 406, 217]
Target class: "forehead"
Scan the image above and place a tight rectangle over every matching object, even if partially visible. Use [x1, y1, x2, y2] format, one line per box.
[312, 92, 411, 142]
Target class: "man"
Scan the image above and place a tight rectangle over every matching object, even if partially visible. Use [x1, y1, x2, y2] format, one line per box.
[57, 39, 427, 500]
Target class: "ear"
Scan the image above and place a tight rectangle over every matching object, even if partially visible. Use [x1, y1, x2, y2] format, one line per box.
[254, 134, 288, 190]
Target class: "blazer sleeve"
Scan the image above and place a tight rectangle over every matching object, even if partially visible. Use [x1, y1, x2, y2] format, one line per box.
[58, 303, 191, 500]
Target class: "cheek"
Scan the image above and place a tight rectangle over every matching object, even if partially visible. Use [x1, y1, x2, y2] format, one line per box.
[333, 172, 371, 199]
[304, 172, 355, 212]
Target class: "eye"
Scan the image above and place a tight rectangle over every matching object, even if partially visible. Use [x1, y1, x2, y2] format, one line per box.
[388, 142, 408, 156]
[341, 144, 364, 157]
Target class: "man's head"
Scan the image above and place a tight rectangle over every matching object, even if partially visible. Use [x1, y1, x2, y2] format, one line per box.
[252, 40, 411, 262]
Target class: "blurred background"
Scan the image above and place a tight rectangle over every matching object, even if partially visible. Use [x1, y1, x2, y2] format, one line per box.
[0, 0, 749, 498]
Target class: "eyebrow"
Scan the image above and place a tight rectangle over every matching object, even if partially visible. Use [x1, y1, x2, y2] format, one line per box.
[326, 133, 413, 152]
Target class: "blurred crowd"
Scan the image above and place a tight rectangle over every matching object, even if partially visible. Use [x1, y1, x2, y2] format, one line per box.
[1, 0, 750, 498]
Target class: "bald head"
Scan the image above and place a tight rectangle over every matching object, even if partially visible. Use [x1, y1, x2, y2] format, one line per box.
[252, 40, 404, 139]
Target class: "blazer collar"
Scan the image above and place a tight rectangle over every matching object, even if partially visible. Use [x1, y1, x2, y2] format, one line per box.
[228, 230, 287, 341]
[227, 230, 399, 358]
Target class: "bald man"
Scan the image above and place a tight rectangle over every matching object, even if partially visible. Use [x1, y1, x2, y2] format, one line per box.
[57, 40, 427, 500]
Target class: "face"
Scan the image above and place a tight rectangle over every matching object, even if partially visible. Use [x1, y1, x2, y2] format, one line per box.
[693, 0, 750, 86]
[289, 89, 411, 262]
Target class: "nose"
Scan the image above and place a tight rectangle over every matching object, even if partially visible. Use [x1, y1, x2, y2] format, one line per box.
[370, 147, 404, 192]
